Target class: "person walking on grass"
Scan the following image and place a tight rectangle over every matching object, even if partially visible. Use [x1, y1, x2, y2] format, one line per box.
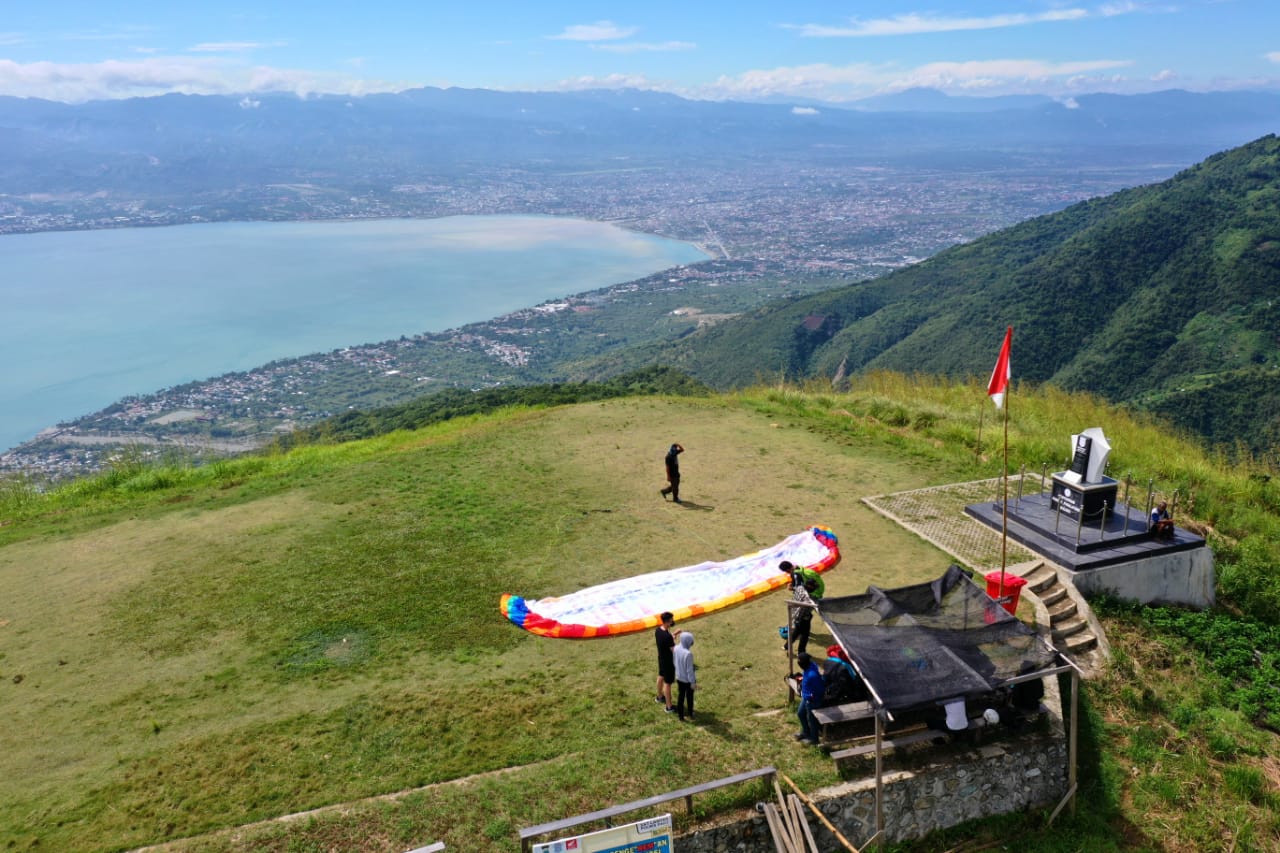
[673, 630, 697, 722]
[654, 611, 678, 713]
[659, 443, 684, 503]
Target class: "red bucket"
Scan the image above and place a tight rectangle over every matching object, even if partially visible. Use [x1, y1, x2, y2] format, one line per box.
[985, 571, 1028, 615]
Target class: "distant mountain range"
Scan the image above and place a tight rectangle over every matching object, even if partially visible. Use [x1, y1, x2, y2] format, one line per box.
[3, 87, 1279, 195]
[652, 134, 1280, 453]
[4, 86, 1280, 468]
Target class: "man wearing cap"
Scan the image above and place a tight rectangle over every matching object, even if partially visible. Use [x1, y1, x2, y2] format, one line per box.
[780, 561, 824, 654]
[659, 443, 684, 503]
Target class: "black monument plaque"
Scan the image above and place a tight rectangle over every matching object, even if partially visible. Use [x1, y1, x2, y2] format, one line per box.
[1050, 475, 1118, 521]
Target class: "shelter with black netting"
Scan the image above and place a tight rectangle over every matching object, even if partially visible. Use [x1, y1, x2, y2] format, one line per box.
[816, 563, 1064, 720]
[811, 564, 1083, 844]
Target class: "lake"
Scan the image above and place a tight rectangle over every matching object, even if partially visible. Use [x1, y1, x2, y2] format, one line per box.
[0, 216, 708, 453]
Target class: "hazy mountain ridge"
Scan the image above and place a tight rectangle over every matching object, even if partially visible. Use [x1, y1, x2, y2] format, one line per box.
[3, 87, 1280, 195]
[4, 87, 1280, 475]
[661, 135, 1280, 452]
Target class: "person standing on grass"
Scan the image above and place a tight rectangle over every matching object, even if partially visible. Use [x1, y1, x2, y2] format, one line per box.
[794, 651, 825, 745]
[780, 561, 825, 655]
[654, 611, 678, 713]
[673, 630, 697, 722]
[659, 443, 684, 503]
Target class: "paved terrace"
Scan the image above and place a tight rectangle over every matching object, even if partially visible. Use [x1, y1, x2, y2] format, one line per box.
[862, 475, 1110, 674]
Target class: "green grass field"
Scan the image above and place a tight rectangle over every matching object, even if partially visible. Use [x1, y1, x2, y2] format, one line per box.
[3, 379, 1277, 852]
[1, 396, 951, 851]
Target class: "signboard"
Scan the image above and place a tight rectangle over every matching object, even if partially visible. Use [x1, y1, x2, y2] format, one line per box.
[1067, 434, 1092, 481]
[533, 814, 673, 853]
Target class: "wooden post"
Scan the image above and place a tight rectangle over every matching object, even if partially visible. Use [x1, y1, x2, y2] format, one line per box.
[874, 712, 885, 848]
[1069, 668, 1079, 817]
[780, 774, 861, 853]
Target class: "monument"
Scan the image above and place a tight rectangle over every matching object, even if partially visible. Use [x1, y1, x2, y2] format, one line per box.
[962, 425, 1213, 609]
[1050, 427, 1118, 522]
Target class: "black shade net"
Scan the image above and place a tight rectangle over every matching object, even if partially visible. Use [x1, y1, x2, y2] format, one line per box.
[816, 564, 1059, 713]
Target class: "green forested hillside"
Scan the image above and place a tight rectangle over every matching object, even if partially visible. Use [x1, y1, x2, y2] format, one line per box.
[661, 135, 1280, 453]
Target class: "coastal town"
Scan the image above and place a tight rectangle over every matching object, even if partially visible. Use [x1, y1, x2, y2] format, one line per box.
[1, 155, 1150, 482]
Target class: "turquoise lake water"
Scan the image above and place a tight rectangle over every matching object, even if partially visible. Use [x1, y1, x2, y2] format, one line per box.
[1, 216, 708, 453]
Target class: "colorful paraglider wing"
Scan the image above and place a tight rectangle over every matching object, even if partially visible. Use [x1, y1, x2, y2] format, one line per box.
[500, 526, 839, 639]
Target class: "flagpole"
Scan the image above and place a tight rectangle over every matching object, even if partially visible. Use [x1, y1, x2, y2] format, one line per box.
[1002, 379, 1009, 582]
[976, 403, 984, 460]
[986, 325, 1013, 594]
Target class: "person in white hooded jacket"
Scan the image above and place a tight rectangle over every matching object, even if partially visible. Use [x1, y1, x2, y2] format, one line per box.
[673, 631, 697, 721]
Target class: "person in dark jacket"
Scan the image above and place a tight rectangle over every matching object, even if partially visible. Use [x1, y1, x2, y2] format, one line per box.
[660, 443, 684, 502]
[794, 652, 825, 745]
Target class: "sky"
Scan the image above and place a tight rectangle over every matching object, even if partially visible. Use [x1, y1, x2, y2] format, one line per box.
[1, 1, 1278, 104]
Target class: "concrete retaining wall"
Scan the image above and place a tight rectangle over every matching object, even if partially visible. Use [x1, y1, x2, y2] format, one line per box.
[677, 735, 1068, 852]
[1069, 546, 1215, 608]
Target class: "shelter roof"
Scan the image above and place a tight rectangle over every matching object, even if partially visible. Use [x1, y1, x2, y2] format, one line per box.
[816, 564, 1061, 713]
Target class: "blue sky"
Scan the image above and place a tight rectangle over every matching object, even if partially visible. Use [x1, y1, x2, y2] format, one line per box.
[2, 1, 1278, 103]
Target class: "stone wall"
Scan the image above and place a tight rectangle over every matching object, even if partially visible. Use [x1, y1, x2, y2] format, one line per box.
[676, 734, 1068, 852]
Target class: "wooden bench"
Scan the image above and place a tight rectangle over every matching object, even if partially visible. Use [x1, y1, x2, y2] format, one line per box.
[812, 701, 874, 726]
[829, 708, 1044, 762]
[830, 728, 941, 762]
[811, 701, 874, 743]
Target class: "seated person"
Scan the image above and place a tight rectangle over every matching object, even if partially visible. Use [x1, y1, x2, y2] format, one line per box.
[1149, 500, 1174, 538]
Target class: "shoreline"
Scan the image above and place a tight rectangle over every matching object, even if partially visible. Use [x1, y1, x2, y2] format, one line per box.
[1, 214, 712, 458]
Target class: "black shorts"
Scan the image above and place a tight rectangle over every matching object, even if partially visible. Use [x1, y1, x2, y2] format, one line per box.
[659, 664, 676, 684]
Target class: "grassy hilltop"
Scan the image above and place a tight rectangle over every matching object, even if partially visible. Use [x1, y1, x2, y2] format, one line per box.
[2, 373, 1278, 852]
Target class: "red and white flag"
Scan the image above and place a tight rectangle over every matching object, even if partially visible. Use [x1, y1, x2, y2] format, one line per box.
[987, 326, 1012, 409]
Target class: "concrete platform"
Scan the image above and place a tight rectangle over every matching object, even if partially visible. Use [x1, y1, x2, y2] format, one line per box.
[965, 492, 1214, 609]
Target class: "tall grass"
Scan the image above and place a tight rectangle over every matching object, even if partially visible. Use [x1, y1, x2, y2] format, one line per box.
[735, 372, 1280, 624]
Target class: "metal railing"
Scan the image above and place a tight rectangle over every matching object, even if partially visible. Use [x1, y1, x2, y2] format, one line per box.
[518, 766, 777, 852]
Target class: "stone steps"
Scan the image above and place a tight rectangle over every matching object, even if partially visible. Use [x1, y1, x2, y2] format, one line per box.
[1040, 585, 1068, 608]
[1015, 562, 1102, 667]
[1021, 563, 1055, 589]
[1047, 597, 1078, 622]
[1064, 631, 1099, 654]
[1051, 615, 1089, 639]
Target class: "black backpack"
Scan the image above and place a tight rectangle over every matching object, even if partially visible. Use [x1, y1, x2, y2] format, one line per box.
[822, 658, 867, 705]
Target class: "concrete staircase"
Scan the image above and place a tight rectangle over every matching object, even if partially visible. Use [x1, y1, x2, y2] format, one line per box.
[1021, 562, 1098, 656]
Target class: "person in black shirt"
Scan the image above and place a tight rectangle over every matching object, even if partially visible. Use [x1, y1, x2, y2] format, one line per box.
[659, 443, 685, 503]
[654, 611, 678, 712]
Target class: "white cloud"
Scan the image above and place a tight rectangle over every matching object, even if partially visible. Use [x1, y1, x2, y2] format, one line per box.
[789, 9, 1088, 38]
[189, 41, 283, 53]
[1099, 1, 1141, 15]
[548, 21, 637, 42]
[554, 72, 658, 91]
[1268, 52, 1280, 64]
[792, 106, 819, 115]
[1152, 69, 1177, 82]
[906, 58, 1132, 89]
[238, 96, 260, 109]
[697, 57, 1136, 102]
[592, 41, 695, 54]
[0, 57, 407, 102]
[0, 32, 26, 47]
